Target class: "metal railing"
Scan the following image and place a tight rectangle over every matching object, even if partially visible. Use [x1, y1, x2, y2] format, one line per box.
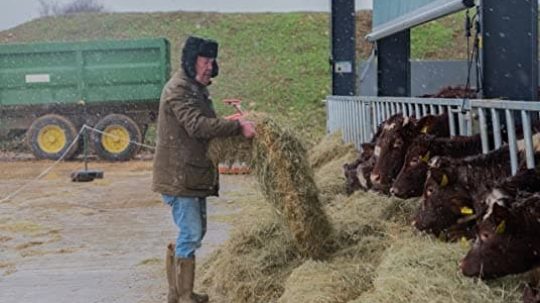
[326, 96, 540, 174]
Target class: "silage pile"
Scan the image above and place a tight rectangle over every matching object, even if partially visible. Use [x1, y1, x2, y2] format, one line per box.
[201, 115, 526, 303]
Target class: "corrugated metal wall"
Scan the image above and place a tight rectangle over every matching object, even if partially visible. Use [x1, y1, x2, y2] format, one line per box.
[373, 0, 438, 26]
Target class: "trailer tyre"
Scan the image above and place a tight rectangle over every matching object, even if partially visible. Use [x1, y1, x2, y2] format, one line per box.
[27, 114, 80, 160]
[91, 114, 142, 161]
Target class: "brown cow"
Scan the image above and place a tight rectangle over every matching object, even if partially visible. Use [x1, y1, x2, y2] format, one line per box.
[343, 119, 385, 194]
[370, 114, 450, 193]
[420, 85, 478, 99]
[390, 134, 483, 198]
[413, 147, 514, 240]
[415, 152, 540, 241]
[460, 193, 540, 279]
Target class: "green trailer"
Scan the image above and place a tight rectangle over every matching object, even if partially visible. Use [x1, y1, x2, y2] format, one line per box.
[0, 38, 171, 160]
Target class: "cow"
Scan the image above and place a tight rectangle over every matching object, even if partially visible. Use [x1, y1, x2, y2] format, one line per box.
[460, 193, 540, 279]
[390, 134, 483, 198]
[413, 146, 515, 240]
[420, 85, 478, 99]
[415, 149, 540, 241]
[343, 114, 386, 194]
[370, 114, 450, 193]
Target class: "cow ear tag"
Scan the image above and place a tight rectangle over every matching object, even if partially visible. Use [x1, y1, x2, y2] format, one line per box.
[420, 151, 430, 163]
[421, 126, 430, 134]
[440, 174, 449, 187]
[460, 206, 474, 215]
[496, 220, 506, 234]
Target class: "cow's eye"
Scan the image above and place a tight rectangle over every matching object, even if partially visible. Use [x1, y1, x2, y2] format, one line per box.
[480, 232, 490, 242]
[393, 139, 403, 148]
[410, 157, 419, 166]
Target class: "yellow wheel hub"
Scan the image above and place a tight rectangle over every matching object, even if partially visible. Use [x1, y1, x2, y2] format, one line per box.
[102, 125, 130, 154]
[37, 125, 66, 154]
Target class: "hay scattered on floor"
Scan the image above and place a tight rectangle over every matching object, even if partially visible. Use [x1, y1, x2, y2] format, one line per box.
[201, 115, 525, 303]
[308, 131, 356, 170]
[199, 201, 301, 303]
[314, 149, 358, 204]
[251, 115, 332, 259]
[352, 230, 525, 303]
[277, 257, 372, 303]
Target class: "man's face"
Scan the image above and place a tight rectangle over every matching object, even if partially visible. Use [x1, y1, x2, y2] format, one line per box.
[195, 56, 215, 85]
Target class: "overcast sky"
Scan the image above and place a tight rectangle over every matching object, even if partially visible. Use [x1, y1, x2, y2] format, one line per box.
[1, 0, 373, 31]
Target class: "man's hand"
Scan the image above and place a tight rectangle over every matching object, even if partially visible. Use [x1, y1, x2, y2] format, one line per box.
[239, 119, 256, 138]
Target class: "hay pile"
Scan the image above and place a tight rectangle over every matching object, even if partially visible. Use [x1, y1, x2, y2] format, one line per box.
[200, 115, 526, 303]
[308, 131, 356, 170]
[251, 116, 332, 259]
[200, 200, 302, 303]
[353, 231, 525, 303]
[311, 133, 358, 204]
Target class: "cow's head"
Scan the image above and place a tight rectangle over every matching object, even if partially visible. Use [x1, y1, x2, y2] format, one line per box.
[460, 198, 540, 279]
[371, 114, 447, 193]
[391, 134, 433, 198]
[356, 143, 375, 190]
[413, 157, 474, 238]
[344, 143, 377, 194]
[370, 114, 417, 192]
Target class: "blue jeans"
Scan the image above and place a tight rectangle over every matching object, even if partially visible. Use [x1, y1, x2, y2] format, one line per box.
[162, 195, 207, 258]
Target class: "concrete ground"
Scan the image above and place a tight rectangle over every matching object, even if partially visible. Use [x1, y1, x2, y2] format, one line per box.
[0, 160, 256, 303]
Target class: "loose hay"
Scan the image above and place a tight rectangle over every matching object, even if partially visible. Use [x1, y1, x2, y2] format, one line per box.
[208, 135, 252, 166]
[200, 201, 302, 303]
[353, 230, 526, 303]
[202, 115, 524, 303]
[277, 258, 372, 303]
[314, 149, 358, 204]
[251, 115, 332, 259]
[308, 131, 356, 170]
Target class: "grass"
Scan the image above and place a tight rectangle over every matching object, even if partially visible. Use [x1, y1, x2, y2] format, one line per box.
[0, 11, 468, 145]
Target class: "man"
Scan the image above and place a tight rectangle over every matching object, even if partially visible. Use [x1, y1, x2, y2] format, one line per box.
[152, 36, 255, 303]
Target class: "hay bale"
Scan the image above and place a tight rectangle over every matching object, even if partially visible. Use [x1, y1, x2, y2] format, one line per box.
[314, 149, 358, 204]
[251, 116, 332, 259]
[199, 201, 302, 303]
[352, 231, 525, 303]
[308, 131, 356, 169]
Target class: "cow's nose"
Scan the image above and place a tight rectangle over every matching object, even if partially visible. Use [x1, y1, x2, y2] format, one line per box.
[389, 187, 397, 195]
[370, 173, 381, 184]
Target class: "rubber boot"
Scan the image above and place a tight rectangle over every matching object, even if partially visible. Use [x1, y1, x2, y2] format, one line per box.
[176, 257, 209, 303]
[166, 243, 178, 303]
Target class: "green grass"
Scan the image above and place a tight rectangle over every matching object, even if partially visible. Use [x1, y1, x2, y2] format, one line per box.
[0, 11, 467, 144]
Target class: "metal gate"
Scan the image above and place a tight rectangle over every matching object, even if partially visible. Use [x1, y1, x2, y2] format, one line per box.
[326, 96, 540, 174]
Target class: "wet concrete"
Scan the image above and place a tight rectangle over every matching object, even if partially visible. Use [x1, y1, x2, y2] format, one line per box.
[0, 161, 254, 303]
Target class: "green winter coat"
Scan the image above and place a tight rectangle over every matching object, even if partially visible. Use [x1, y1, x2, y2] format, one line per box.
[152, 70, 240, 197]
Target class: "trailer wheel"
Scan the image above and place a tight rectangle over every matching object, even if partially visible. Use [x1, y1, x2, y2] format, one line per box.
[26, 114, 80, 160]
[91, 114, 142, 161]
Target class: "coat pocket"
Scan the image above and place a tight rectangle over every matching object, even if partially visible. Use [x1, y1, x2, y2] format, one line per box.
[184, 160, 216, 191]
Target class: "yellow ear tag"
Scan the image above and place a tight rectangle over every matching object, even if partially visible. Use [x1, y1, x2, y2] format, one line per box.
[440, 174, 449, 187]
[420, 151, 431, 163]
[460, 206, 474, 216]
[496, 220, 506, 234]
[421, 126, 429, 134]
